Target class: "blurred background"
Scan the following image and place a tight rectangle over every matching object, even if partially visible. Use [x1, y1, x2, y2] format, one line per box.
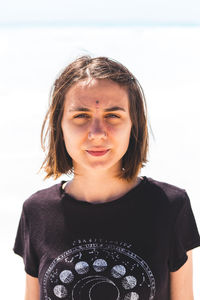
[0, 0, 200, 298]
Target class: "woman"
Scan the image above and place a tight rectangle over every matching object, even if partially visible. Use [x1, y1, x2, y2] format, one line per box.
[13, 56, 200, 300]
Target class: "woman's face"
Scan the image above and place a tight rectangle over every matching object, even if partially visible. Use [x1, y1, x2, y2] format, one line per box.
[61, 78, 132, 174]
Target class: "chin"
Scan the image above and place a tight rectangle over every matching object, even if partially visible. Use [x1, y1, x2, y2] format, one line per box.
[86, 159, 121, 171]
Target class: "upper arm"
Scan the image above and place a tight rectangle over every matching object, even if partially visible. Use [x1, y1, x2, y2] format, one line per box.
[170, 250, 194, 300]
[25, 273, 40, 300]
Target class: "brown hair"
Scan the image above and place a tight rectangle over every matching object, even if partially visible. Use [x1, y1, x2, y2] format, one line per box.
[39, 55, 152, 182]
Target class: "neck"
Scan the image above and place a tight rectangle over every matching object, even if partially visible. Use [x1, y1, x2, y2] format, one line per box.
[64, 171, 141, 204]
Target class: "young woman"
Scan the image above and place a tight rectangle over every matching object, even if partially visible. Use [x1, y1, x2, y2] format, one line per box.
[13, 56, 200, 300]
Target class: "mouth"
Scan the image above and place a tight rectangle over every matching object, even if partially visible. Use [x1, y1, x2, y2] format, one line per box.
[86, 149, 110, 157]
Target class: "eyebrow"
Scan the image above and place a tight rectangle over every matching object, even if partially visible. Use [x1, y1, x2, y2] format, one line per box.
[69, 106, 126, 112]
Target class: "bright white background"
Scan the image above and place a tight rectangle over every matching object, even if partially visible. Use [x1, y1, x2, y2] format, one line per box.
[0, 0, 199, 25]
[0, 1, 200, 299]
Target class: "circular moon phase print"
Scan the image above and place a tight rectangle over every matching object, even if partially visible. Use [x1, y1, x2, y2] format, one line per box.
[43, 241, 156, 300]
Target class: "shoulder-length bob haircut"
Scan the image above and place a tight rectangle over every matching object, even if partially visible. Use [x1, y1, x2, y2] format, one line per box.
[39, 55, 150, 182]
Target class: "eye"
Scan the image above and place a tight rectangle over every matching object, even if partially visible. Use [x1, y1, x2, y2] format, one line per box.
[105, 114, 120, 118]
[74, 114, 90, 119]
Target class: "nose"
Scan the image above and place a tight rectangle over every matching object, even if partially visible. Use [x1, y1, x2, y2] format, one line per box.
[88, 118, 107, 140]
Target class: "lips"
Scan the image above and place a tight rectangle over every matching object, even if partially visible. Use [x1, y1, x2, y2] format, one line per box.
[86, 149, 110, 156]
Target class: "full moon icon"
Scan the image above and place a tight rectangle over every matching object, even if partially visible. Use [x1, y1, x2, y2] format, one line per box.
[93, 259, 108, 272]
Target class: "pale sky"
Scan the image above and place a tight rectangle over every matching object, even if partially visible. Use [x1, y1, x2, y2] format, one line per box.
[0, 0, 199, 25]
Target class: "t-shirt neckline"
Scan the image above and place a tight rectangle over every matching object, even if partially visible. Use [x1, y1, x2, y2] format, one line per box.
[60, 176, 147, 207]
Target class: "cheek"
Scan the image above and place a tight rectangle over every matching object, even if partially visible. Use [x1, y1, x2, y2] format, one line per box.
[112, 123, 132, 139]
[61, 123, 86, 152]
[117, 124, 132, 150]
[62, 121, 80, 137]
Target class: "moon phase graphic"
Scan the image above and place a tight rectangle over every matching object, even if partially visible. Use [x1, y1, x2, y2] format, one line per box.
[43, 241, 156, 300]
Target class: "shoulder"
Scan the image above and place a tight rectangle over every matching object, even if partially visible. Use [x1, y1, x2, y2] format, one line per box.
[146, 176, 186, 196]
[145, 176, 189, 213]
[22, 181, 63, 215]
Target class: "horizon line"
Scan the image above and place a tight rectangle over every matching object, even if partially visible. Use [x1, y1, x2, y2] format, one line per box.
[0, 20, 199, 28]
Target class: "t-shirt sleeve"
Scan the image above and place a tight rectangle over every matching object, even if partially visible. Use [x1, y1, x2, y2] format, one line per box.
[13, 203, 39, 277]
[168, 190, 200, 272]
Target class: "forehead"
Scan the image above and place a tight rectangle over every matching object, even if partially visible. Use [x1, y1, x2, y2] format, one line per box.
[64, 79, 129, 109]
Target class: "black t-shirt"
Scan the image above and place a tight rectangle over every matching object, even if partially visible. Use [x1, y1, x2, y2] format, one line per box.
[13, 176, 200, 300]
